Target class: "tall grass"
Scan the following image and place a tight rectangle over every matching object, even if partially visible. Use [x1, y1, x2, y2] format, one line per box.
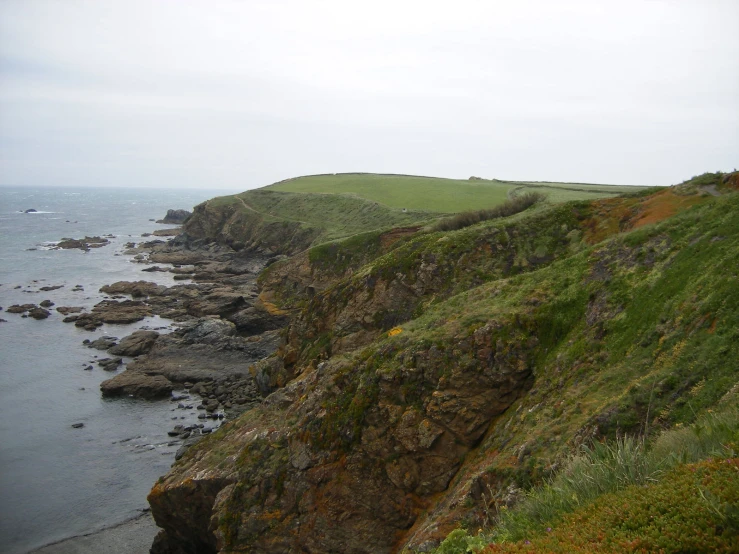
[491, 408, 739, 543]
[427, 408, 739, 553]
[431, 193, 545, 232]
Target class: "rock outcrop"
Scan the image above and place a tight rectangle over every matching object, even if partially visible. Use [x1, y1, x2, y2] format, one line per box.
[157, 209, 192, 224]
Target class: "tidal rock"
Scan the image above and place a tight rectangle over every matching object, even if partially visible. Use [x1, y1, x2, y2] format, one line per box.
[153, 228, 181, 237]
[39, 299, 54, 308]
[6, 304, 36, 314]
[100, 280, 164, 298]
[87, 336, 118, 350]
[100, 371, 174, 399]
[24, 208, 38, 213]
[97, 357, 123, 371]
[55, 236, 110, 250]
[69, 300, 152, 329]
[108, 330, 159, 357]
[39, 285, 63, 291]
[28, 307, 51, 320]
[56, 306, 84, 315]
[71, 423, 84, 428]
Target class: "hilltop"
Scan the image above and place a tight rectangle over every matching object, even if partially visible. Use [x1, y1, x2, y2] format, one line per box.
[137, 171, 736, 553]
[182, 173, 646, 254]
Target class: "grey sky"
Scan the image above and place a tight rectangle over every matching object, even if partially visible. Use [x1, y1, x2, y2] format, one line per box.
[1, 0, 737, 190]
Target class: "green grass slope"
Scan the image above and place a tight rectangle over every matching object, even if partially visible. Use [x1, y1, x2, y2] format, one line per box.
[267, 173, 646, 212]
[267, 174, 738, 550]
[191, 173, 649, 253]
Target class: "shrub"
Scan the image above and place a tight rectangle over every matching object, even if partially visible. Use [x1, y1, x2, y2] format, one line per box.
[432, 193, 545, 232]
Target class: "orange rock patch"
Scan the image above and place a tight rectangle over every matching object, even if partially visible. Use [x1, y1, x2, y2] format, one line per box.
[630, 189, 704, 229]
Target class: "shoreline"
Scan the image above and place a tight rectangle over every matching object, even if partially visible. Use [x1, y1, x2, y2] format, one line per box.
[29, 511, 158, 554]
[4, 215, 284, 554]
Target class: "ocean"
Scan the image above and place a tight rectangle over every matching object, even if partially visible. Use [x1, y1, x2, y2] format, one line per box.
[0, 185, 237, 554]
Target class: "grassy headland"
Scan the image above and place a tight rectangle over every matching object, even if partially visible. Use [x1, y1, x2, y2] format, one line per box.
[155, 171, 736, 554]
[189, 173, 649, 254]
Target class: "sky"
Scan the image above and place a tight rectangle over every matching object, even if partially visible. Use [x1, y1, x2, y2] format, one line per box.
[0, 0, 737, 190]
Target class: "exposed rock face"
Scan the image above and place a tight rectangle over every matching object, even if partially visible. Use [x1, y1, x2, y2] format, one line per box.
[277, 206, 588, 370]
[182, 199, 320, 255]
[148, 318, 535, 553]
[157, 209, 192, 224]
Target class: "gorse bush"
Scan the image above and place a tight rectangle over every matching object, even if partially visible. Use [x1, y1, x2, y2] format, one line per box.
[432, 193, 545, 232]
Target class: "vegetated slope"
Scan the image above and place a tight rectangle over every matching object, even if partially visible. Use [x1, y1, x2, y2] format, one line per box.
[181, 174, 648, 257]
[267, 173, 645, 212]
[149, 172, 737, 554]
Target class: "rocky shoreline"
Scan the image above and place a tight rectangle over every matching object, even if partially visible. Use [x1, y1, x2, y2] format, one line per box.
[76, 229, 291, 457]
[4, 214, 295, 545]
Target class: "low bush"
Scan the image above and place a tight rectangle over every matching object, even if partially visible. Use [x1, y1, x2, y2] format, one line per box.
[432, 193, 545, 232]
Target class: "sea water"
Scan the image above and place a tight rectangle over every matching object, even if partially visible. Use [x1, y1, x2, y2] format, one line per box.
[0, 186, 237, 553]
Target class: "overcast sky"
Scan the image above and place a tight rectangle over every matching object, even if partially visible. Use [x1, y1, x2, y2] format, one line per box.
[1, 0, 737, 190]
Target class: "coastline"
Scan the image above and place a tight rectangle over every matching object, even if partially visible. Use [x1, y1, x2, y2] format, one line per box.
[29, 512, 157, 554]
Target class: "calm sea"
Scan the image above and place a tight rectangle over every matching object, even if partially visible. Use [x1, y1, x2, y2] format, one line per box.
[0, 185, 237, 553]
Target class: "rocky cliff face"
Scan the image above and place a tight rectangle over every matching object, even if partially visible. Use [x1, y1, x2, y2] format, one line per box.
[183, 199, 320, 255]
[148, 175, 739, 553]
[149, 312, 536, 553]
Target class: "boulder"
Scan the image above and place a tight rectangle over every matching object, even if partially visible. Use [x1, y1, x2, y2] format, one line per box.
[56, 306, 84, 315]
[6, 304, 37, 314]
[100, 281, 164, 298]
[109, 330, 160, 357]
[100, 371, 174, 399]
[98, 357, 123, 371]
[28, 307, 51, 319]
[87, 336, 118, 350]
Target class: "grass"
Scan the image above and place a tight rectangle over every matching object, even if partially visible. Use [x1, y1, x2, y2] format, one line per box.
[428, 409, 739, 553]
[195, 173, 650, 251]
[173, 172, 736, 553]
[267, 173, 646, 213]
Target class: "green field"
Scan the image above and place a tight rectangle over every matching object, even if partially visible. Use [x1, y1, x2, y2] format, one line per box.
[266, 173, 647, 212]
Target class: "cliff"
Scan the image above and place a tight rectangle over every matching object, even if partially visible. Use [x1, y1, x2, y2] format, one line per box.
[148, 172, 739, 553]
